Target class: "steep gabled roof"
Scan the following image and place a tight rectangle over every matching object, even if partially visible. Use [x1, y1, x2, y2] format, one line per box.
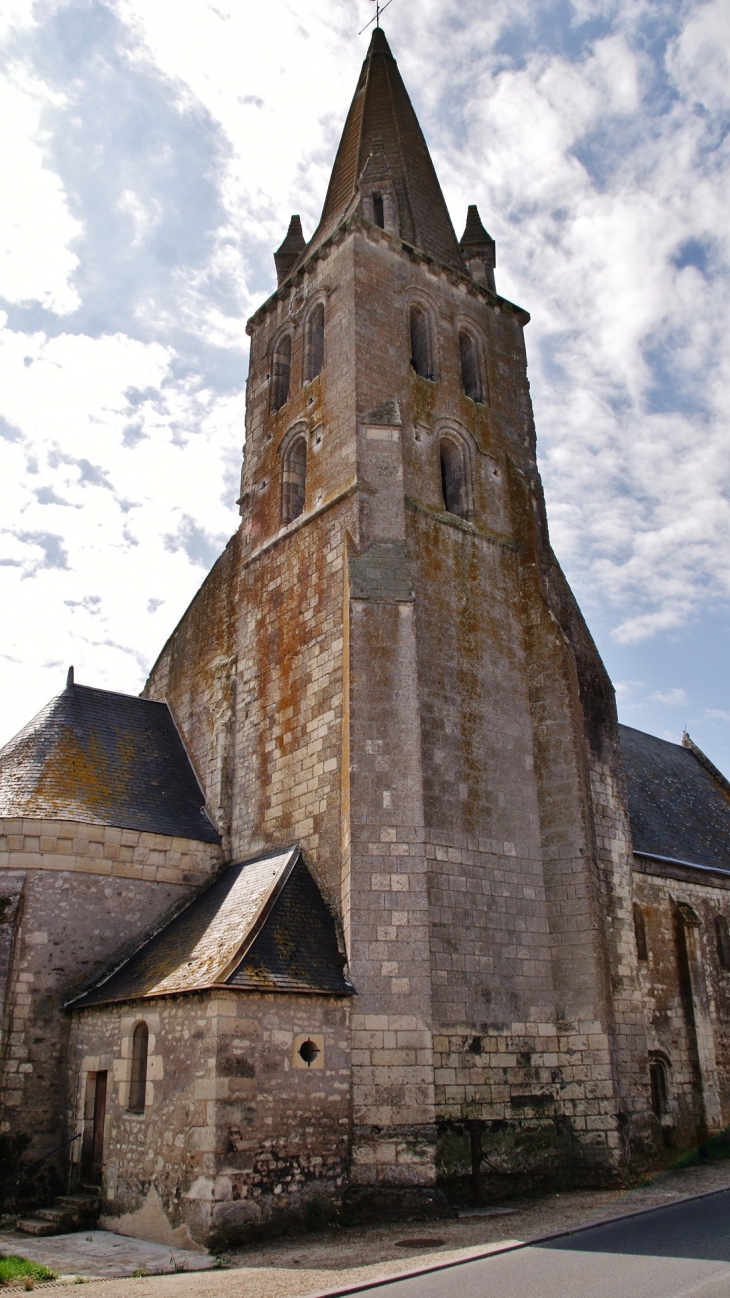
[295, 27, 465, 275]
[619, 724, 730, 871]
[69, 847, 353, 1006]
[0, 678, 219, 843]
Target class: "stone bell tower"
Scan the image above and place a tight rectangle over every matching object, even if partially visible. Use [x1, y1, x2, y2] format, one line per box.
[145, 26, 657, 1211]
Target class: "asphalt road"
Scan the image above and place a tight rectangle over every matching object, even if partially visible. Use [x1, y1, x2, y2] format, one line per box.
[363, 1189, 730, 1298]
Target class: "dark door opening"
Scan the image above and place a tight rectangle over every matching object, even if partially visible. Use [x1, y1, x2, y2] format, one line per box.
[81, 1071, 107, 1185]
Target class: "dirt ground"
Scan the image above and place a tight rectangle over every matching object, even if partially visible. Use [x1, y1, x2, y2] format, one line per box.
[7, 1157, 729, 1298]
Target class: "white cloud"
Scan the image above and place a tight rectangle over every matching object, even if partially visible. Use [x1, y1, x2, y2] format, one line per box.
[0, 71, 80, 312]
[650, 688, 688, 707]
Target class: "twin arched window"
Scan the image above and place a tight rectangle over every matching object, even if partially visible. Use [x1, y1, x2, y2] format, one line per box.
[409, 306, 486, 401]
[270, 304, 325, 413]
[128, 1021, 148, 1114]
[281, 432, 307, 524]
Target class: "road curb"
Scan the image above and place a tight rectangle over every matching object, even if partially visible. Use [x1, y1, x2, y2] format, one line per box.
[300, 1181, 730, 1298]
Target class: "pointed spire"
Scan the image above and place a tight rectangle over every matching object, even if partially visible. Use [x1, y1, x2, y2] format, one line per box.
[292, 28, 465, 275]
[459, 205, 496, 292]
[274, 215, 306, 286]
[66, 665, 74, 688]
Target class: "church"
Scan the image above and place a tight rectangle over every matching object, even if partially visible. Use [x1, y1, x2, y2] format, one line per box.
[1, 27, 730, 1251]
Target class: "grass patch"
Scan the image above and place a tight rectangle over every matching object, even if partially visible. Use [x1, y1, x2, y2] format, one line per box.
[0, 1255, 57, 1285]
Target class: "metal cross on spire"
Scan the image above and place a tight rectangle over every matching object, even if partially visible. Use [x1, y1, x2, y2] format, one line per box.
[358, 0, 394, 36]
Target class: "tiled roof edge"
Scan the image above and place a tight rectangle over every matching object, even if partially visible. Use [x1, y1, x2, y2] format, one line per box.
[634, 849, 730, 879]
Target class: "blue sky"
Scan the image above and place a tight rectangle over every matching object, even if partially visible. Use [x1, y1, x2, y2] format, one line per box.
[1, 0, 729, 770]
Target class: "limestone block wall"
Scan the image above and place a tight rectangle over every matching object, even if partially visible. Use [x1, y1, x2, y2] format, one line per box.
[69, 991, 350, 1248]
[633, 859, 730, 1148]
[0, 818, 220, 1162]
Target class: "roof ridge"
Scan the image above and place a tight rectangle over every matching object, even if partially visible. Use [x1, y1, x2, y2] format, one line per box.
[682, 731, 730, 800]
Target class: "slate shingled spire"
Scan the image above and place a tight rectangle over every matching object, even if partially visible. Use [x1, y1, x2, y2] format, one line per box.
[293, 27, 465, 275]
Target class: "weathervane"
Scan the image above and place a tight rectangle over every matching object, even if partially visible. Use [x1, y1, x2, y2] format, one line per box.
[359, 0, 394, 35]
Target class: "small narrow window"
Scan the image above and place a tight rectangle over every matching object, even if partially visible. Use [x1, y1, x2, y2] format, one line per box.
[440, 437, 470, 519]
[410, 306, 431, 379]
[271, 334, 292, 412]
[128, 1022, 148, 1114]
[633, 903, 648, 962]
[305, 304, 325, 382]
[459, 330, 481, 402]
[716, 915, 730, 969]
[649, 1060, 668, 1119]
[282, 435, 307, 524]
[372, 192, 385, 229]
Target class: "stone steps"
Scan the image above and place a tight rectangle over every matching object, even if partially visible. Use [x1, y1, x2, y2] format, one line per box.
[16, 1188, 101, 1236]
[15, 1217, 60, 1236]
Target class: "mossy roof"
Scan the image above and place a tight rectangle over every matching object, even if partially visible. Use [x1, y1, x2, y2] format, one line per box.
[0, 679, 219, 843]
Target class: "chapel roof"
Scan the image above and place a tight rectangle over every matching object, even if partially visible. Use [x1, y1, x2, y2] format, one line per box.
[0, 675, 219, 843]
[293, 26, 466, 275]
[69, 847, 353, 1006]
[619, 724, 730, 872]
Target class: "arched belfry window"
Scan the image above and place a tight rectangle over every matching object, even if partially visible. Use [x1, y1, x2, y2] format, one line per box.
[282, 432, 307, 524]
[716, 915, 730, 969]
[459, 329, 482, 402]
[271, 333, 292, 412]
[305, 304, 325, 382]
[410, 305, 432, 380]
[439, 435, 471, 520]
[634, 903, 648, 962]
[128, 1021, 148, 1114]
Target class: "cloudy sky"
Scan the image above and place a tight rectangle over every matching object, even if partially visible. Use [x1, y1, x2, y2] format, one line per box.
[1, 0, 729, 769]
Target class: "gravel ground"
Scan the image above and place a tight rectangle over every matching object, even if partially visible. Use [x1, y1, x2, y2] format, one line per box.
[6, 1159, 730, 1298]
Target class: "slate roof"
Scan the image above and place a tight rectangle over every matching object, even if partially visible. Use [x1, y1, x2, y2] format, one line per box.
[293, 27, 466, 276]
[69, 847, 353, 1006]
[0, 678, 219, 843]
[619, 725, 730, 871]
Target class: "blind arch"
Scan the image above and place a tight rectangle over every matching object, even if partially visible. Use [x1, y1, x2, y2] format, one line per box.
[305, 304, 325, 382]
[282, 433, 307, 524]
